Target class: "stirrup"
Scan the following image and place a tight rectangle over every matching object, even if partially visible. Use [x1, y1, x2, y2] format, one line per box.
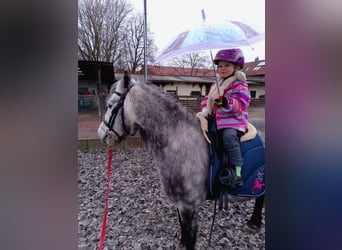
[218, 167, 243, 190]
[234, 175, 244, 187]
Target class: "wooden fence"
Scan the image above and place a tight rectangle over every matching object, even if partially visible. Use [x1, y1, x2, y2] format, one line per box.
[177, 96, 202, 113]
[177, 96, 265, 113]
[78, 95, 264, 115]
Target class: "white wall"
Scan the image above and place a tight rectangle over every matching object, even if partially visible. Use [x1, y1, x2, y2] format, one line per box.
[161, 82, 206, 96]
[79, 78, 264, 98]
[161, 81, 264, 98]
[249, 84, 265, 98]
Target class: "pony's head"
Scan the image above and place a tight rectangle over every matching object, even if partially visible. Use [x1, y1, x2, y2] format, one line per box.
[97, 72, 135, 145]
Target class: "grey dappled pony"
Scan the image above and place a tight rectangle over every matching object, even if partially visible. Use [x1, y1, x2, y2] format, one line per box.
[98, 75, 265, 250]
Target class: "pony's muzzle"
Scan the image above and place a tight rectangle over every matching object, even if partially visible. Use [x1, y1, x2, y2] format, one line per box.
[98, 122, 109, 142]
[98, 122, 123, 145]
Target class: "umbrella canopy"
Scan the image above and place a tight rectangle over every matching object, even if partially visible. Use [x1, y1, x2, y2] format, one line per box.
[156, 20, 264, 62]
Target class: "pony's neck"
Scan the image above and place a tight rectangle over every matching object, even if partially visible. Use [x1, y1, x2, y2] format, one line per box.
[128, 84, 185, 153]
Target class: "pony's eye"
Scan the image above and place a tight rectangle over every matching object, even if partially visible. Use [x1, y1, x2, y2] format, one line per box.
[107, 104, 112, 110]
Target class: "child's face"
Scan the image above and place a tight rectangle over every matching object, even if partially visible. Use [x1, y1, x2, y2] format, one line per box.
[217, 61, 236, 79]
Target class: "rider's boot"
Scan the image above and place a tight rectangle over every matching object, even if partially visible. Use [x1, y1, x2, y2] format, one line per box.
[231, 165, 244, 187]
[221, 154, 244, 188]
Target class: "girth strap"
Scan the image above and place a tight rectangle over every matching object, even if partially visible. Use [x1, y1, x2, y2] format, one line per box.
[217, 167, 241, 210]
[219, 186, 229, 210]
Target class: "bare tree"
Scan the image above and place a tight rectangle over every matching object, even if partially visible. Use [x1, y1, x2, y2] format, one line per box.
[119, 14, 157, 73]
[167, 52, 212, 74]
[78, 0, 133, 62]
[78, 0, 134, 118]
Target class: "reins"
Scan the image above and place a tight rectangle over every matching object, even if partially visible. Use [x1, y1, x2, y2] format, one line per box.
[208, 199, 218, 246]
[98, 73, 133, 249]
[99, 147, 113, 250]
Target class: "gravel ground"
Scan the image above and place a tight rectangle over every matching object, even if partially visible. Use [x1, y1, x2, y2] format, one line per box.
[78, 148, 265, 250]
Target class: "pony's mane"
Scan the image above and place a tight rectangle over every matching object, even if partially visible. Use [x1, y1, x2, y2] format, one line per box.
[107, 77, 200, 146]
[133, 80, 197, 126]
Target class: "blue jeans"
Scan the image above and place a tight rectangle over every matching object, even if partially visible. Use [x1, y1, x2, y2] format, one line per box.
[221, 128, 243, 166]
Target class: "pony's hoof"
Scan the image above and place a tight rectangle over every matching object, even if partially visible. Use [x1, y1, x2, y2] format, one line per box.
[243, 220, 261, 234]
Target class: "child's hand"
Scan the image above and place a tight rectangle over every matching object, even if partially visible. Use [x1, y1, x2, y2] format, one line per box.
[215, 96, 227, 107]
[196, 113, 211, 144]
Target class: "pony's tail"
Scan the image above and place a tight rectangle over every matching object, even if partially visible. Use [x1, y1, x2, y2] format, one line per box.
[124, 70, 130, 89]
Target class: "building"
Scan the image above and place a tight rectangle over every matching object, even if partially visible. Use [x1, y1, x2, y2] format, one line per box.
[78, 60, 114, 95]
[78, 60, 265, 113]
[78, 60, 115, 112]
[243, 59, 266, 99]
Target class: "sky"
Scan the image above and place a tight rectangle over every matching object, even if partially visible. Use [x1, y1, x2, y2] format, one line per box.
[128, 0, 265, 63]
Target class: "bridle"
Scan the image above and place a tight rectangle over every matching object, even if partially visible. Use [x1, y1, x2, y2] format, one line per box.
[104, 88, 132, 141]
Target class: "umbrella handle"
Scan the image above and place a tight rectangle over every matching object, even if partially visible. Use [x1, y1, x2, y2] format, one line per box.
[210, 50, 220, 96]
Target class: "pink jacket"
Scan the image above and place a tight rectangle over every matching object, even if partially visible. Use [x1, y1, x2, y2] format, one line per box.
[200, 79, 251, 133]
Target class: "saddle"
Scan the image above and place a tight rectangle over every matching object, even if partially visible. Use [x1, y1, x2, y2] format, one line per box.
[206, 117, 265, 205]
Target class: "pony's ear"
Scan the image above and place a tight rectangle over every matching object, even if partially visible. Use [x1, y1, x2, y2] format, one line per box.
[112, 71, 131, 94]
[109, 81, 117, 94]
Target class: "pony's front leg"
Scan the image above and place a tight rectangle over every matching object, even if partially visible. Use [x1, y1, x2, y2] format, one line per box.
[177, 206, 198, 250]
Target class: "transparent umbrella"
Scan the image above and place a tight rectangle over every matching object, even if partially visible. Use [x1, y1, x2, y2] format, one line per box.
[156, 19, 264, 62]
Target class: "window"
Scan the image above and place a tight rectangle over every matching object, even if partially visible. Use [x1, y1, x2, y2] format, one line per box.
[166, 90, 176, 96]
[190, 91, 201, 96]
[257, 61, 265, 67]
[253, 61, 265, 71]
[250, 90, 256, 98]
[79, 87, 90, 96]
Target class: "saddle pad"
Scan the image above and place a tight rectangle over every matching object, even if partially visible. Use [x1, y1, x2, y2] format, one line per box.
[240, 122, 257, 142]
[206, 133, 265, 199]
[229, 134, 265, 197]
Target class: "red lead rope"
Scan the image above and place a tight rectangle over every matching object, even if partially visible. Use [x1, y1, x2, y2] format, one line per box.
[99, 147, 113, 250]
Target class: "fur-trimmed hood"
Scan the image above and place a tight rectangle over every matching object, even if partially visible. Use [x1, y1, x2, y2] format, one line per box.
[204, 71, 246, 116]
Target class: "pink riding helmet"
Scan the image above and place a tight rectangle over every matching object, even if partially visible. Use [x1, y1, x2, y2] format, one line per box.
[213, 48, 245, 69]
